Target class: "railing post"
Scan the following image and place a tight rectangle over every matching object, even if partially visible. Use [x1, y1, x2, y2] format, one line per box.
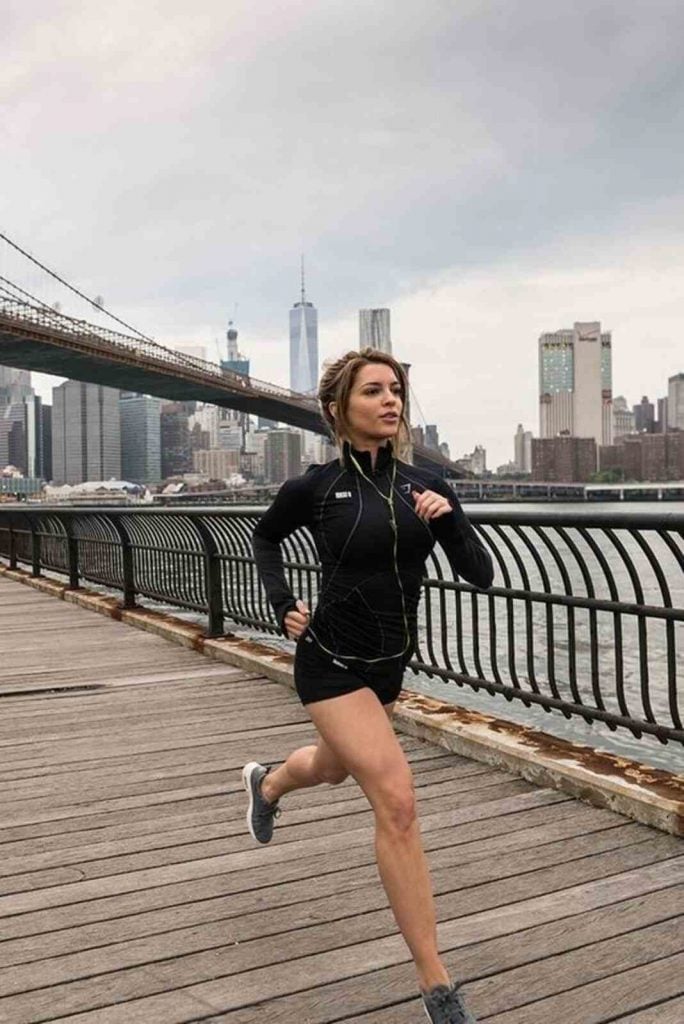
[8, 519, 17, 570]
[110, 515, 136, 608]
[192, 516, 224, 637]
[29, 515, 41, 577]
[63, 517, 80, 590]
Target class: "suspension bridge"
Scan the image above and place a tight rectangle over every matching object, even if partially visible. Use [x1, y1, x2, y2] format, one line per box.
[0, 233, 461, 476]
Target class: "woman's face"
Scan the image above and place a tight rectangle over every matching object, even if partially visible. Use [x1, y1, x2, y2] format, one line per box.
[335, 362, 403, 446]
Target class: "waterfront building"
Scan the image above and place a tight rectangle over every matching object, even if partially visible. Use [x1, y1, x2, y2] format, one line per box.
[219, 320, 251, 444]
[40, 403, 52, 481]
[532, 436, 597, 482]
[310, 433, 336, 464]
[359, 308, 392, 353]
[425, 424, 440, 450]
[160, 402, 193, 479]
[52, 381, 121, 485]
[668, 373, 684, 430]
[514, 424, 533, 473]
[0, 365, 33, 407]
[221, 321, 250, 377]
[657, 396, 668, 433]
[458, 445, 487, 476]
[192, 448, 241, 480]
[218, 419, 242, 451]
[613, 396, 635, 440]
[633, 396, 655, 433]
[0, 403, 24, 470]
[600, 432, 684, 482]
[539, 322, 613, 466]
[120, 393, 162, 485]
[289, 262, 318, 395]
[264, 429, 302, 483]
[18, 395, 50, 479]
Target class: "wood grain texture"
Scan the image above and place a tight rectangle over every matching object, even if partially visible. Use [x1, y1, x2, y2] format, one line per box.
[0, 576, 681, 1024]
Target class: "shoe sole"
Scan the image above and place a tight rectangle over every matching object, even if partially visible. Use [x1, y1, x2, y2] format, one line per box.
[242, 761, 267, 844]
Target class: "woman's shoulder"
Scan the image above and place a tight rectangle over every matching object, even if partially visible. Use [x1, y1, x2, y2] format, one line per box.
[277, 460, 336, 493]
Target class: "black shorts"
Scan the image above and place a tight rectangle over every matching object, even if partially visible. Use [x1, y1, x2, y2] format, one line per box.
[293, 630, 411, 707]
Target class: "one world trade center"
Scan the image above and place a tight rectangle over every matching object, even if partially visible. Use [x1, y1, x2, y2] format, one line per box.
[289, 260, 318, 396]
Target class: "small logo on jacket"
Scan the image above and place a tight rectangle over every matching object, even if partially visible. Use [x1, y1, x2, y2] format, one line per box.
[400, 483, 412, 494]
[335, 490, 353, 499]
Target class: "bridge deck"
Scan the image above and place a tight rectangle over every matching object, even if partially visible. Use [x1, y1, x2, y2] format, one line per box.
[0, 576, 682, 1024]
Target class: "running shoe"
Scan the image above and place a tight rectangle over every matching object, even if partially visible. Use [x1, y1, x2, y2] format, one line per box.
[421, 979, 478, 1023]
[242, 761, 282, 844]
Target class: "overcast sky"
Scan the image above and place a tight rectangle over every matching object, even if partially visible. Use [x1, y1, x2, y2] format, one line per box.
[2, 0, 683, 468]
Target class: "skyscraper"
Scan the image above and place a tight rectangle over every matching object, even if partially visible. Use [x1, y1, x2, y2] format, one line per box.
[289, 260, 318, 395]
[160, 402, 193, 479]
[633, 396, 655, 433]
[264, 428, 302, 484]
[52, 381, 121, 485]
[668, 373, 684, 430]
[514, 424, 533, 472]
[0, 366, 33, 408]
[359, 308, 392, 353]
[220, 320, 251, 445]
[120, 393, 162, 484]
[539, 322, 613, 461]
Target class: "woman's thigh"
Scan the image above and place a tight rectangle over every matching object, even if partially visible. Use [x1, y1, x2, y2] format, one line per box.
[312, 698, 396, 782]
[306, 688, 411, 804]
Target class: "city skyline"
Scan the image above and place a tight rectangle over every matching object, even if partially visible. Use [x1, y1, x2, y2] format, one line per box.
[5, 1, 683, 472]
[26, 296, 681, 474]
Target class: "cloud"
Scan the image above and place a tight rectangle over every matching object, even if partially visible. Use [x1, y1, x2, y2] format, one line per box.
[6, 0, 684, 469]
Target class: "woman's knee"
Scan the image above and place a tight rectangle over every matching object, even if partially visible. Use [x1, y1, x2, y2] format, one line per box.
[311, 741, 349, 785]
[369, 772, 417, 833]
[317, 765, 349, 785]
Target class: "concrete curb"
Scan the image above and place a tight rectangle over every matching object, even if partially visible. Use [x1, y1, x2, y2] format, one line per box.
[2, 564, 682, 836]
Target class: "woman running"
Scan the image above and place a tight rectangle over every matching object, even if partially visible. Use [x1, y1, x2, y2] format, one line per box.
[245, 347, 493, 1024]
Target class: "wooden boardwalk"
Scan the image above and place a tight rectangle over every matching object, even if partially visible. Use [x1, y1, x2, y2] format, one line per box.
[0, 576, 682, 1024]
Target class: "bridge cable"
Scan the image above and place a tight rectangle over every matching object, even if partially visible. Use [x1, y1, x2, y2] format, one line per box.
[0, 231, 156, 344]
[0, 275, 54, 310]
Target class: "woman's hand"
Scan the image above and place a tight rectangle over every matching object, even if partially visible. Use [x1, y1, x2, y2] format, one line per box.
[284, 599, 310, 640]
[411, 488, 453, 522]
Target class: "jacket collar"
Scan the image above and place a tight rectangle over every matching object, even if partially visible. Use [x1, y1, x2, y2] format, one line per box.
[341, 438, 394, 476]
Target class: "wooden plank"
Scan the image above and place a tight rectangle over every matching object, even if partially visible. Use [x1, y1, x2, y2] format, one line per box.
[0, 575, 681, 1024]
[0, 770, 501, 872]
[0, 818, 645, 969]
[0, 801, 610, 941]
[484, 952, 684, 1023]
[611, 995, 684, 1022]
[0, 834, 676, 996]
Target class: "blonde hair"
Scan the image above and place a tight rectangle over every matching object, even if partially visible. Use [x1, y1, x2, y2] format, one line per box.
[318, 347, 411, 462]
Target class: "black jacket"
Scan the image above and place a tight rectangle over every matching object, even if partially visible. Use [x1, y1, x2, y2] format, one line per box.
[252, 439, 494, 664]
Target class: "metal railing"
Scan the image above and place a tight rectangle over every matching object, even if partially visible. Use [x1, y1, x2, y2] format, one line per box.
[0, 506, 682, 746]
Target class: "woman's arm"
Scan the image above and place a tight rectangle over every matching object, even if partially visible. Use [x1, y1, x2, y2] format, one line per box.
[419, 476, 494, 590]
[252, 474, 313, 632]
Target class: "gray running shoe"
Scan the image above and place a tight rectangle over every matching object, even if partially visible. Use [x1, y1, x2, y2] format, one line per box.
[421, 980, 478, 1024]
[242, 761, 282, 844]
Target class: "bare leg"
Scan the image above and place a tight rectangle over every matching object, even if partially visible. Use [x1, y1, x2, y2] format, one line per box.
[260, 739, 346, 803]
[304, 688, 451, 992]
[261, 700, 396, 804]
